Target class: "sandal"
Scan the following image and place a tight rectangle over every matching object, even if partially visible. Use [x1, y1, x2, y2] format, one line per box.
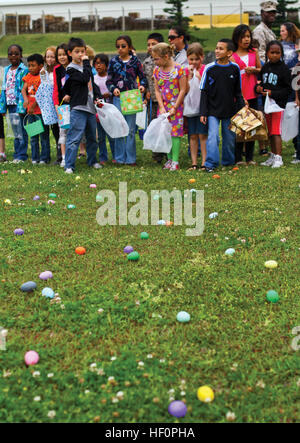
[200, 165, 206, 170]
[188, 165, 198, 171]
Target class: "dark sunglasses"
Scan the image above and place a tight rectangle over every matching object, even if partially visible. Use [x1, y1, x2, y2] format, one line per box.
[168, 35, 179, 41]
[116, 44, 127, 49]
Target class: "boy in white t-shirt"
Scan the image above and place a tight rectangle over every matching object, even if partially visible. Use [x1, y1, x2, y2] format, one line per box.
[93, 54, 115, 164]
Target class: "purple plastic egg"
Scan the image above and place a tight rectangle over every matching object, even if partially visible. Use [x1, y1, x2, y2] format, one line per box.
[123, 246, 134, 254]
[39, 271, 53, 281]
[14, 228, 24, 236]
[168, 401, 187, 418]
[24, 350, 39, 366]
[48, 200, 55, 205]
[33, 195, 40, 201]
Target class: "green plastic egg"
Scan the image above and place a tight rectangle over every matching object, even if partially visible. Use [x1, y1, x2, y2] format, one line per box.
[127, 251, 140, 261]
[266, 290, 279, 303]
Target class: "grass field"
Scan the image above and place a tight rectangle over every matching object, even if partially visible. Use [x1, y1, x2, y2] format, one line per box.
[0, 132, 299, 423]
[0, 28, 237, 57]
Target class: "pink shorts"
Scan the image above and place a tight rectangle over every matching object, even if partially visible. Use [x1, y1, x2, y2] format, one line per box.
[265, 111, 284, 136]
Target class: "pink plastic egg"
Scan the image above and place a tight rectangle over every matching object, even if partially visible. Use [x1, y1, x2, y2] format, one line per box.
[90, 184, 97, 189]
[24, 350, 39, 366]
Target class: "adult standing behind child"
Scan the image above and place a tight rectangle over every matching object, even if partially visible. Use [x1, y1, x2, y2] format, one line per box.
[256, 40, 291, 168]
[93, 53, 115, 165]
[53, 43, 72, 168]
[186, 42, 208, 170]
[252, 1, 277, 62]
[106, 35, 147, 165]
[231, 25, 261, 165]
[200, 39, 245, 172]
[62, 38, 102, 174]
[0, 44, 28, 163]
[152, 43, 186, 171]
[143, 32, 165, 163]
[168, 26, 189, 68]
[22, 53, 51, 165]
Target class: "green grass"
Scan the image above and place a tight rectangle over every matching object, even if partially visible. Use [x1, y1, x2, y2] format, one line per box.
[0, 133, 299, 423]
[0, 28, 237, 57]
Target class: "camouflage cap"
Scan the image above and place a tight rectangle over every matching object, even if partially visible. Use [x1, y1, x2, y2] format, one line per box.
[260, 1, 278, 12]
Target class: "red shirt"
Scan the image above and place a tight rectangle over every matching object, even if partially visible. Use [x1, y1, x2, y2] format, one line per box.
[22, 72, 41, 114]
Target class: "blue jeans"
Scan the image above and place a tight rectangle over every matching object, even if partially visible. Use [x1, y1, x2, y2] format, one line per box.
[205, 116, 236, 169]
[65, 109, 98, 171]
[7, 105, 28, 160]
[97, 121, 115, 162]
[113, 96, 137, 164]
[28, 115, 50, 163]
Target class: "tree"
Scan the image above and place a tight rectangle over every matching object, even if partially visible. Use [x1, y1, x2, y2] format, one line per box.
[275, 0, 299, 25]
[163, 0, 191, 29]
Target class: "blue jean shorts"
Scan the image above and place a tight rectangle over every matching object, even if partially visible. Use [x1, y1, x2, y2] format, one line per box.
[187, 116, 208, 136]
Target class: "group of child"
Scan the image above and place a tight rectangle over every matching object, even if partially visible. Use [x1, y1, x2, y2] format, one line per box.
[0, 25, 299, 172]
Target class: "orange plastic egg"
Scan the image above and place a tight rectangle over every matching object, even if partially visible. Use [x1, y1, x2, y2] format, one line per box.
[212, 174, 220, 179]
[189, 179, 196, 184]
[75, 247, 86, 255]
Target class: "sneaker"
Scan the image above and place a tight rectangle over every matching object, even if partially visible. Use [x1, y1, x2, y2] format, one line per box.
[271, 155, 283, 168]
[32, 160, 38, 165]
[293, 152, 297, 158]
[93, 163, 102, 169]
[205, 167, 214, 173]
[163, 159, 172, 170]
[12, 159, 21, 164]
[60, 159, 66, 168]
[170, 162, 179, 171]
[247, 161, 257, 166]
[291, 158, 300, 164]
[65, 168, 73, 174]
[261, 153, 275, 166]
[39, 161, 46, 165]
[236, 161, 246, 165]
[260, 149, 269, 156]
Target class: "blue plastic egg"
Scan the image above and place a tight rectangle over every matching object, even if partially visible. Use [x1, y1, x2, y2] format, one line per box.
[20, 281, 37, 292]
[225, 248, 235, 256]
[42, 287, 55, 299]
[176, 311, 191, 323]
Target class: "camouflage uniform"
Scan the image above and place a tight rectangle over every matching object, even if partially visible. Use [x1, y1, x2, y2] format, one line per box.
[253, 22, 277, 62]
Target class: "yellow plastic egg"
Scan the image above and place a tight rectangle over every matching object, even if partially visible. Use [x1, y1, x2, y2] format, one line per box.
[197, 386, 214, 403]
[4, 199, 11, 205]
[264, 260, 278, 269]
[75, 176, 81, 181]
[189, 179, 196, 184]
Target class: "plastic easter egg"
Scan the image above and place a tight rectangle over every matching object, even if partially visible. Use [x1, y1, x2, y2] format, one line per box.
[4, 199, 11, 205]
[157, 220, 166, 225]
[166, 221, 174, 227]
[123, 246, 134, 254]
[140, 232, 149, 240]
[127, 251, 140, 261]
[168, 401, 187, 418]
[33, 195, 40, 201]
[20, 281, 37, 292]
[225, 248, 235, 256]
[48, 193, 57, 198]
[189, 178, 196, 184]
[39, 271, 53, 281]
[90, 184, 97, 189]
[14, 228, 24, 236]
[67, 204, 76, 210]
[42, 287, 55, 299]
[212, 174, 220, 179]
[1, 170, 8, 174]
[75, 247, 86, 255]
[197, 386, 214, 403]
[176, 311, 191, 323]
[24, 350, 39, 366]
[264, 260, 278, 269]
[47, 200, 55, 205]
[266, 290, 279, 303]
[209, 212, 218, 219]
[75, 176, 81, 181]
[233, 167, 239, 171]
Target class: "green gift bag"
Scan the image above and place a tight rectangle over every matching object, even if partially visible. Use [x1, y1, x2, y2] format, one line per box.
[23, 114, 44, 137]
[120, 89, 143, 115]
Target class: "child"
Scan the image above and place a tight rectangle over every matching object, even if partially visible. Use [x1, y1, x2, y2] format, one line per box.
[143, 32, 164, 163]
[186, 42, 208, 170]
[152, 43, 186, 171]
[62, 37, 102, 174]
[255, 40, 291, 168]
[0, 44, 28, 163]
[93, 53, 115, 164]
[231, 25, 261, 165]
[53, 43, 72, 168]
[292, 47, 300, 165]
[22, 53, 51, 164]
[106, 35, 147, 165]
[43, 46, 61, 164]
[200, 39, 244, 172]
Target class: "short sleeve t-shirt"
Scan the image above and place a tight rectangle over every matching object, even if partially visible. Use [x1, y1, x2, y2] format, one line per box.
[6, 68, 17, 105]
[22, 73, 41, 114]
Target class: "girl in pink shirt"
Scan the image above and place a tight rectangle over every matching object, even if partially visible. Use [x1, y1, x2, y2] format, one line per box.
[231, 25, 261, 165]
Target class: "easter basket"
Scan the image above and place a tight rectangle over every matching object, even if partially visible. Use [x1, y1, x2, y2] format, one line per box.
[57, 103, 70, 129]
[120, 89, 143, 115]
[23, 114, 44, 138]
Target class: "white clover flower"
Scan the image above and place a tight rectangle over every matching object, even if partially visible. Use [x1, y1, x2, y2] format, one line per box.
[34, 396, 41, 402]
[108, 376, 115, 382]
[85, 390, 90, 395]
[280, 238, 287, 242]
[296, 379, 300, 387]
[138, 361, 144, 367]
[135, 300, 140, 306]
[60, 304, 65, 310]
[97, 368, 105, 376]
[111, 356, 117, 361]
[159, 359, 165, 363]
[226, 411, 236, 422]
[47, 373, 54, 378]
[112, 397, 119, 403]
[3, 370, 11, 378]
[47, 410, 56, 419]
[169, 397, 175, 402]
[116, 391, 124, 399]
[90, 363, 97, 368]
[168, 389, 175, 394]
[1, 329, 8, 338]
[180, 391, 186, 396]
[256, 380, 266, 389]
[98, 308, 104, 314]
[32, 371, 40, 378]
[147, 354, 153, 359]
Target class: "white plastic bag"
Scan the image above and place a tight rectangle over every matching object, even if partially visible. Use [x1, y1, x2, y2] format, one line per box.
[6, 113, 23, 139]
[96, 102, 129, 138]
[183, 71, 201, 117]
[136, 104, 147, 129]
[281, 102, 299, 142]
[143, 113, 172, 153]
[264, 93, 284, 114]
